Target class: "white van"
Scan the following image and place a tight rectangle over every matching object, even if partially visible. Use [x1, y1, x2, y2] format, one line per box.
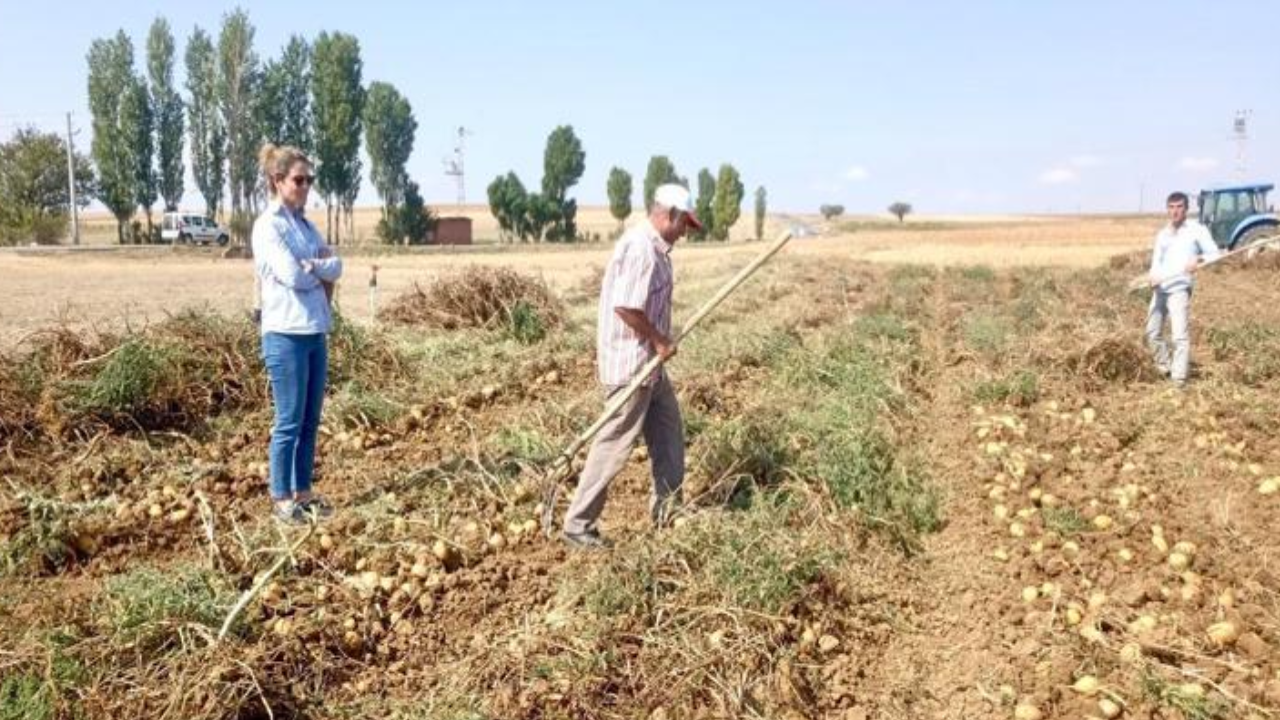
[160, 212, 230, 246]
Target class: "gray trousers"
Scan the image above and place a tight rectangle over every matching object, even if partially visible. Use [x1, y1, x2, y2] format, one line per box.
[563, 374, 685, 535]
[1145, 287, 1192, 382]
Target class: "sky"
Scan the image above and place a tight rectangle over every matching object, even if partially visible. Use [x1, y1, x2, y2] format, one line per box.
[1, 0, 1278, 215]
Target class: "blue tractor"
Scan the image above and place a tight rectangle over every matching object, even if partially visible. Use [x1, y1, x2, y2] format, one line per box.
[1197, 183, 1279, 249]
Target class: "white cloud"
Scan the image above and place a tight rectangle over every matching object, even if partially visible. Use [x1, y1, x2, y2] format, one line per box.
[844, 165, 870, 181]
[1039, 167, 1078, 184]
[1069, 155, 1103, 168]
[1179, 156, 1218, 172]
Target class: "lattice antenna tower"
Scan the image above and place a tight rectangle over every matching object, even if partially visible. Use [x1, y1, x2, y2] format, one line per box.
[443, 126, 473, 207]
[1234, 109, 1251, 180]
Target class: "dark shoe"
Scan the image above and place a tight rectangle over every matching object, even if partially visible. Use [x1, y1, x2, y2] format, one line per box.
[273, 500, 307, 525]
[562, 530, 612, 550]
[299, 495, 334, 520]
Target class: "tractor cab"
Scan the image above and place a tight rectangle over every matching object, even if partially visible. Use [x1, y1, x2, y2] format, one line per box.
[1197, 183, 1279, 249]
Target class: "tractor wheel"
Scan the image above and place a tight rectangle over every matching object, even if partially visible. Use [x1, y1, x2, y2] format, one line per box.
[1238, 225, 1279, 259]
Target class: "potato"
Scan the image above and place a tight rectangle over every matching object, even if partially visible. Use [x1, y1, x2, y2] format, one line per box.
[1128, 615, 1157, 635]
[1206, 621, 1239, 647]
[1177, 683, 1204, 698]
[432, 539, 452, 562]
[800, 627, 817, 646]
[1014, 703, 1043, 720]
[1071, 675, 1100, 696]
[1118, 642, 1142, 664]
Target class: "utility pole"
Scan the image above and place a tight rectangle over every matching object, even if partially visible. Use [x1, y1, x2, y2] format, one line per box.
[65, 112, 80, 245]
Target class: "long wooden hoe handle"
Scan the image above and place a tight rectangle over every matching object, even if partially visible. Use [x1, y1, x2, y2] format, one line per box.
[540, 230, 794, 536]
[1126, 234, 1280, 292]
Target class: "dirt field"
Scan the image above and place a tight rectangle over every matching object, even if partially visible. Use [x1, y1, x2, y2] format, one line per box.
[4, 215, 1277, 720]
[0, 213, 1151, 345]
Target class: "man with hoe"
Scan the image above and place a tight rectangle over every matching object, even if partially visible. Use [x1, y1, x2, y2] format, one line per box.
[561, 184, 702, 549]
[1146, 191, 1221, 388]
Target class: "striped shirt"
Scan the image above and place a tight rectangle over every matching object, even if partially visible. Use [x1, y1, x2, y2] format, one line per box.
[596, 219, 674, 386]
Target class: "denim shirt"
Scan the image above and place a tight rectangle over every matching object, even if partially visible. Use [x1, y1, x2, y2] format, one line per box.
[252, 201, 343, 335]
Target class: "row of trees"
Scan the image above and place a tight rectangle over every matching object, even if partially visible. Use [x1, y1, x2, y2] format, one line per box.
[612, 156, 749, 242]
[486, 125, 586, 243]
[623, 156, 764, 242]
[85, 9, 428, 245]
[488, 133, 770, 244]
[820, 202, 914, 223]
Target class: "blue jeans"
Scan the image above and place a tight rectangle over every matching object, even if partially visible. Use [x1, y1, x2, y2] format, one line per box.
[262, 332, 328, 500]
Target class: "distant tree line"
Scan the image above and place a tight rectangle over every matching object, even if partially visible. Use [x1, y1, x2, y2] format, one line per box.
[490, 147, 765, 244]
[76, 8, 430, 245]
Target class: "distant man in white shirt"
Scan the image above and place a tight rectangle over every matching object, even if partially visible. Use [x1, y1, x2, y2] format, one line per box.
[561, 184, 702, 549]
[1145, 191, 1221, 387]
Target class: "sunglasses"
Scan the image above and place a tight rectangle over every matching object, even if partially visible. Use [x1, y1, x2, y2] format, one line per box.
[279, 174, 315, 187]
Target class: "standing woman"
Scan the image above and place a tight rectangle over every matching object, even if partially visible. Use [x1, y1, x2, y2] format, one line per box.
[253, 143, 343, 523]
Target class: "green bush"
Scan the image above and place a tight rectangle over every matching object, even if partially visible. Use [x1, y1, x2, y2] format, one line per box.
[973, 370, 1039, 406]
[328, 381, 401, 429]
[1042, 506, 1087, 537]
[958, 265, 996, 283]
[1207, 322, 1280, 385]
[0, 212, 67, 246]
[491, 425, 555, 465]
[507, 301, 547, 344]
[962, 313, 1013, 358]
[99, 565, 236, 653]
[0, 674, 53, 720]
[691, 412, 792, 508]
[72, 339, 176, 416]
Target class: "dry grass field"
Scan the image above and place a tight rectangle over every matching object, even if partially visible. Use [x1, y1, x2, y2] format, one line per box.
[0, 211, 1152, 345]
[6, 212, 1277, 720]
